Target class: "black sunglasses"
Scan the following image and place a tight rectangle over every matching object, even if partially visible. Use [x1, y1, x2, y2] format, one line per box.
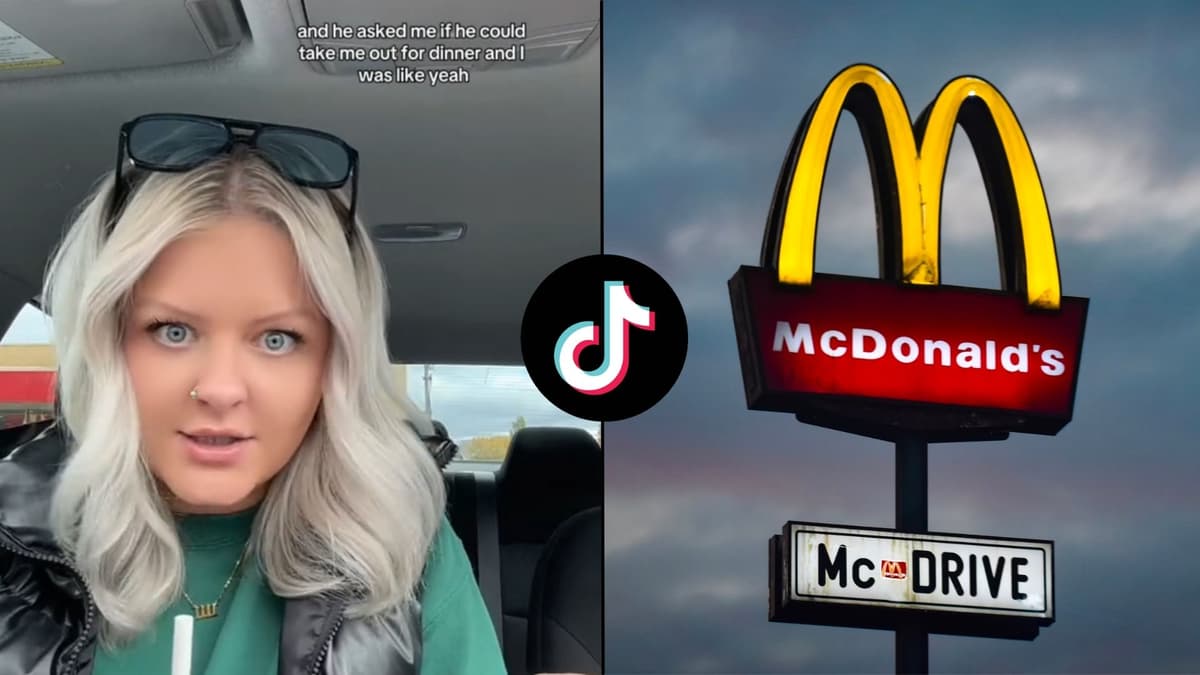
[103, 113, 360, 240]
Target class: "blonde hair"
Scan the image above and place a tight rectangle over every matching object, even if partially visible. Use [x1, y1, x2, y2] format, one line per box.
[43, 149, 445, 647]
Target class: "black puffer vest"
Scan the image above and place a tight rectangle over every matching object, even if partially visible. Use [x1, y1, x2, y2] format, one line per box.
[0, 423, 424, 675]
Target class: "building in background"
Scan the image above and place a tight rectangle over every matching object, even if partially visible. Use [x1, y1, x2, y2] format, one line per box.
[0, 345, 56, 428]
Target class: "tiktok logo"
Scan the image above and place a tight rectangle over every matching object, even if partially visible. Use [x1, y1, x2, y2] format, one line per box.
[522, 255, 688, 422]
[554, 282, 655, 395]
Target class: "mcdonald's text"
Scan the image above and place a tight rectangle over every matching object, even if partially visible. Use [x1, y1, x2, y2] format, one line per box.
[730, 267, 1088, 436]
[772, 322, 1066, 376]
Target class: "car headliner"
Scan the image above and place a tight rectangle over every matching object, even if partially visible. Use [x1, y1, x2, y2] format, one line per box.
[0, 0, 600, 366]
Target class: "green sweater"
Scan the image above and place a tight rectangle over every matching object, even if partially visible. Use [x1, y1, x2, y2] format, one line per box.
[92, 509, 505, 674]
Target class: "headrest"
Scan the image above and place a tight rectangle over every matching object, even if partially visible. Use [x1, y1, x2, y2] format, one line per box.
[497, 426, 601, 543]
[405, 416, 458, 469]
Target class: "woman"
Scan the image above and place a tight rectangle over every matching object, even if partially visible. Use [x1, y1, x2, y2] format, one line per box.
[0, 114, 506, 674]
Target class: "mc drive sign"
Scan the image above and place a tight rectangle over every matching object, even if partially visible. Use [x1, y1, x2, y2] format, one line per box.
[777, 523, 1053, 622]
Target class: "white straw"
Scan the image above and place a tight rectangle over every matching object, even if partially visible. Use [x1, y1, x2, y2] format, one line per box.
[171, 614, 194, 675]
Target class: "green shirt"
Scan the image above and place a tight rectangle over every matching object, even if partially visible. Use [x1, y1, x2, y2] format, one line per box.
[92, 510, 505, 674]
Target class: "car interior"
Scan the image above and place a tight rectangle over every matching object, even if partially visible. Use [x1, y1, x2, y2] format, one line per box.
[0, 1, 601, 673]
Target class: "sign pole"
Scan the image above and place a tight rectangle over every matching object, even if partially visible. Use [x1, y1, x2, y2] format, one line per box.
[895, 437, 928, 674]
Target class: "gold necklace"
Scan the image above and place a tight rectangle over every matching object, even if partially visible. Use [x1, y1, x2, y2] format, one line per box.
[180, 543, 250, 620]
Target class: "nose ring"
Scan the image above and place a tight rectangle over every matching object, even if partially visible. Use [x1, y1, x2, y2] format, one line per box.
[190, 387, 199, 401]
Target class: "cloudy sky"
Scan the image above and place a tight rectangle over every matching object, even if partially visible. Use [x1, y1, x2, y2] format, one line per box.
[603, 1, 1200, 672]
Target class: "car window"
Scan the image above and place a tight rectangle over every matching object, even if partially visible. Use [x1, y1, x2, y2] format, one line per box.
[0, 303, 56, 429]
[0, 304, 601, 456]
[404, 364, 600, 462]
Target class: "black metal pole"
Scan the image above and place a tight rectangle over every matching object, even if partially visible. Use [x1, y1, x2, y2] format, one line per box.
[895, 437, 929, 674]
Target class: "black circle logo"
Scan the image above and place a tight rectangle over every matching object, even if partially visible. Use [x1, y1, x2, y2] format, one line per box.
[521, 254, 688, 422]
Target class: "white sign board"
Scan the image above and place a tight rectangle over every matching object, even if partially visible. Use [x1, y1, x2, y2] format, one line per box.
[785, 523, 1053, 619]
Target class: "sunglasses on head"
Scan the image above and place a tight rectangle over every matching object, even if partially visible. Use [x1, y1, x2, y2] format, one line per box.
[103, 113, 360, 240]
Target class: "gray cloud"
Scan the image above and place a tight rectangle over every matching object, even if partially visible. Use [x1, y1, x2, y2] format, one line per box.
[606, 2, 1200, 297]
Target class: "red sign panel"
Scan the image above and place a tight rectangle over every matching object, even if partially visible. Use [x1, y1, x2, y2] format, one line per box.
[729, 267, 1088, 439]
[0, 371, 56, 405]
[881, 560, 907, 580]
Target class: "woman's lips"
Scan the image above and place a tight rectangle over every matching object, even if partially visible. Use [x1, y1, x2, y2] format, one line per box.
[178, 432, 252, 466]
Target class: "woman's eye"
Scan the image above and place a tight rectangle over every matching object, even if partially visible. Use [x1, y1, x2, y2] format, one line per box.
[261, 330, 299, 353]
[152, 322, 193, 346]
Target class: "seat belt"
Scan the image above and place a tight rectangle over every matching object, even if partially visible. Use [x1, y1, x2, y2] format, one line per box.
[473, 471, 505, 647]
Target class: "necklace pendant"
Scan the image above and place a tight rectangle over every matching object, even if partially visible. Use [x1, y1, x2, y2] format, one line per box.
[195, 603, 218, 620]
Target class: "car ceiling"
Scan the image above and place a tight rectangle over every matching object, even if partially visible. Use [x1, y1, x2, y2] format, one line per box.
[0, 0, 599, 365]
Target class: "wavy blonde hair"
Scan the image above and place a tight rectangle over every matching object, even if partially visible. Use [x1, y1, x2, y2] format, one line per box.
[43, 148, 445, 647]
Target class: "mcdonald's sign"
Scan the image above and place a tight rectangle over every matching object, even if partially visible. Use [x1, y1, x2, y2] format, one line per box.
[769, 522, 1054, 639]
[729, 64, 1089, 440]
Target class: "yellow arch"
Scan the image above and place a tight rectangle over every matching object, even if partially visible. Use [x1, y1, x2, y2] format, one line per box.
[774, 64, 1061, 310]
